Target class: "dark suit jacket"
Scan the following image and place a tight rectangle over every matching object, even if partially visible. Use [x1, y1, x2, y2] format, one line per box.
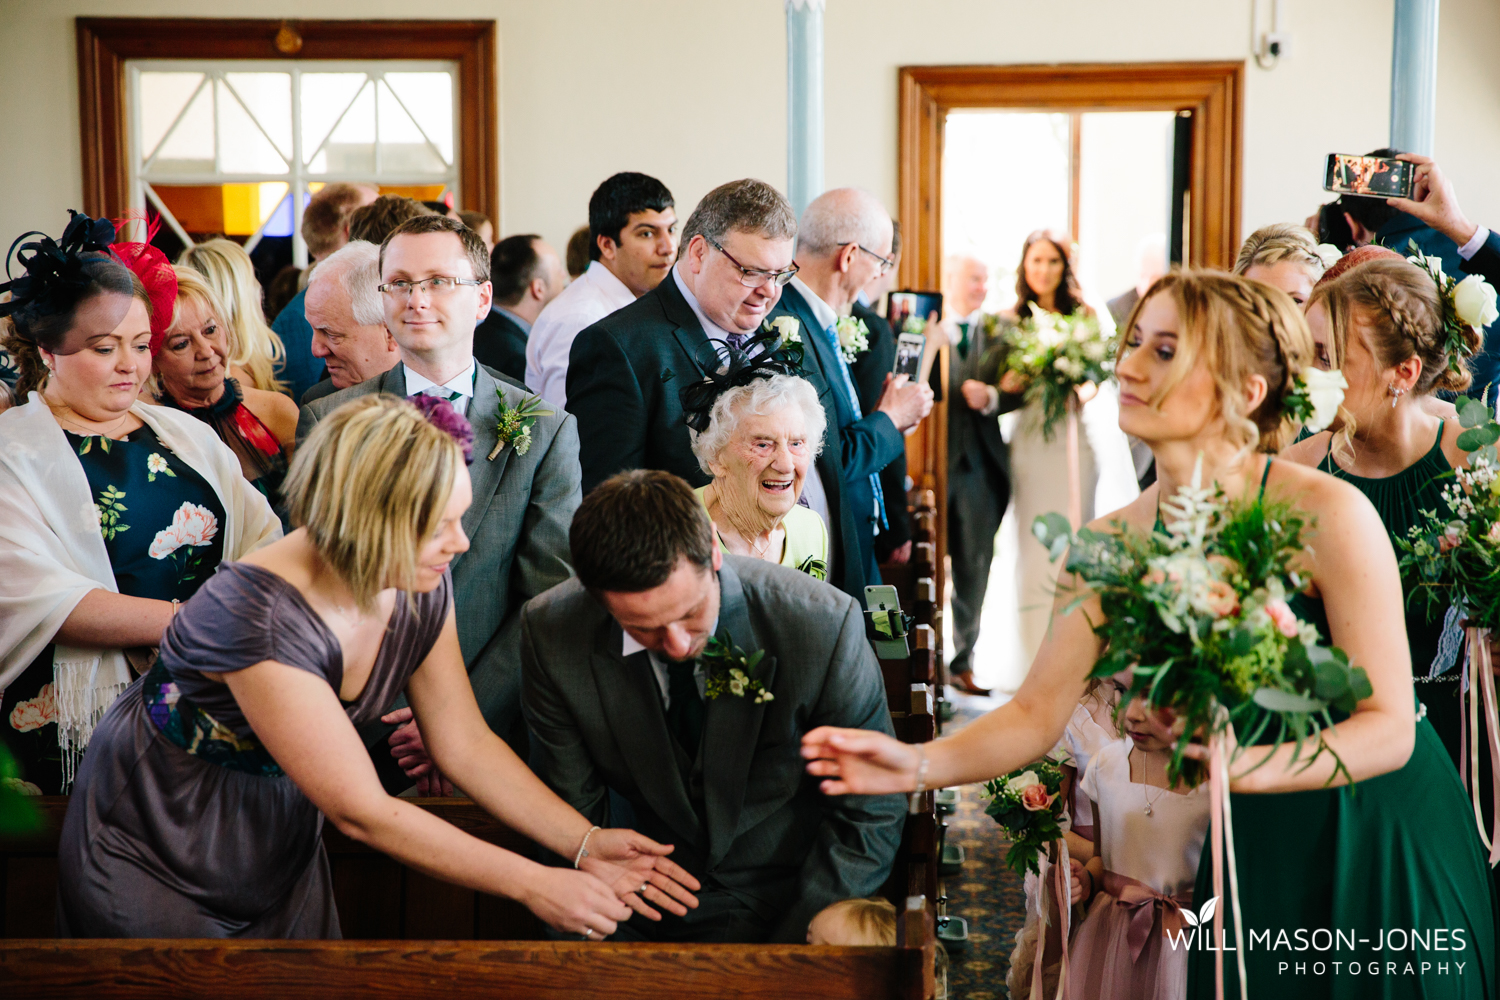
[770, 285, 905, 587]
[565, 270, 870, 600]
[299, 374, 338, 406]
[952, 315, 1017, 500]
[297, 363, 581, 747]
[1467, 229, 1500, 289]
[474, 306, 530, 386]
[521, 557, 904, 942]
[848, 301, 911, 556]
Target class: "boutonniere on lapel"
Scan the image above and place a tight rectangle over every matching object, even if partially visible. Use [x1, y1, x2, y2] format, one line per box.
[764, 316, 801, 344]
[834, 315, 870, 365]
[700, 635, 775, 704]
[488, 388, 553, 461]
[796, 554, 828, 581]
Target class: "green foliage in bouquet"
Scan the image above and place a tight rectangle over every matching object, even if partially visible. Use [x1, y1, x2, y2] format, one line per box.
[0, 740, 43, 835]
[1033, 472, 1372, 785]
[981, 760, 1066, 877]
[1001, 305, 1115, 440]
[1397, 395, 1500, 629]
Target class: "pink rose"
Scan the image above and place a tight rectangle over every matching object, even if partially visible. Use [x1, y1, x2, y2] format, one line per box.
[1488, 522, 1500, 544]
[1021, 784, 1057, 812]
[1199, 579, 1239, 618]
[1142, 567, 1166, 587]
[1440, 523, 1466, 553]
[9, 683, 57, 733]
[1264, 599, 1300, 639]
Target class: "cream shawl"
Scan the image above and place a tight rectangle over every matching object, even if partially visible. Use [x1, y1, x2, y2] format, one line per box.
[0, 393, 282, 780]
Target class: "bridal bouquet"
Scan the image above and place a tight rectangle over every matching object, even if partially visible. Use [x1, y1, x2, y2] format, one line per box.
[1002, 304, 1115, 440]
[982, 760, 1066, 877]
[1034, 463, 1372, 784]
[1396, 395, 1500, 628]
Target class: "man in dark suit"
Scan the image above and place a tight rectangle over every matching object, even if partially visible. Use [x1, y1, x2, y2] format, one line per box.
[474, 234, 566, 385]
[771, 188, 933, 590]
[522, 471, 904, 943]
[566, 179, 873, 601]
[941, 254, 1022, 696]
[298, 216, 581, 788]
[300, 240, 401, 406]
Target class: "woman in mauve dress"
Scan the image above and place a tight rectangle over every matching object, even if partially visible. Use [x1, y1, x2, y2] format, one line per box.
[58, 394, 700, 939]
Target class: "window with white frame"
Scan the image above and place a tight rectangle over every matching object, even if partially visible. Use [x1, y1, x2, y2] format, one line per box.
[127, 60, 459, 267]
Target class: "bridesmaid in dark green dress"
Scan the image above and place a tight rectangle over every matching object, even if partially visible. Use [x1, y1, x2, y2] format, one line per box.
[796, 269, 1496, 1000]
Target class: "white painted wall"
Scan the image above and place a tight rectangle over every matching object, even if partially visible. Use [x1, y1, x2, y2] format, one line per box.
[0, 0, 1495, 260]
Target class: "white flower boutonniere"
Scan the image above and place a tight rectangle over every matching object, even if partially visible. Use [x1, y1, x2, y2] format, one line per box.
[834, 315, 869, 364]
[765, 315, 801, 344]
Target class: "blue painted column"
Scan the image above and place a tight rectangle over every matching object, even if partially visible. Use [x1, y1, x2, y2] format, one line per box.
[1390, 0, 1440, 155]
[786, 0, 825, 218]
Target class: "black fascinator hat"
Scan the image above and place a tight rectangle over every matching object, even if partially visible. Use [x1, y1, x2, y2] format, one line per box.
[679, 329, 806, 434]
[0, 210, 135, 353]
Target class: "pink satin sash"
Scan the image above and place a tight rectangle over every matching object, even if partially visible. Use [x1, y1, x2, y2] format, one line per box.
[1100, 871, 1190, 961]
[1460, 627, 1500, 866]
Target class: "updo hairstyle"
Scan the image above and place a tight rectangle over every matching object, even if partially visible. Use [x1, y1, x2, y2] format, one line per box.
[1117, 269, 1315, 456]
[1233, 223, 1326, 280]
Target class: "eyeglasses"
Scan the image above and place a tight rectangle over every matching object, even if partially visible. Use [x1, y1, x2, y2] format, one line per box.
[840, 242, 896, 275]
[377, 275, 483, 299]
[706, 237, 799, 288]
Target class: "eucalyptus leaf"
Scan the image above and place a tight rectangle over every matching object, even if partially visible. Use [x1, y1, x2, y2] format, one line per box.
[1457, 394, 1490, 429]
[1456, 424, 1500, 452]
[1032, 513, 1073, 561]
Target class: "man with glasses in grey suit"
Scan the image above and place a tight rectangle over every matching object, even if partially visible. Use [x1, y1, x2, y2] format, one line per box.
[521, 470, 904, 943]
[297, 215, 581, 791]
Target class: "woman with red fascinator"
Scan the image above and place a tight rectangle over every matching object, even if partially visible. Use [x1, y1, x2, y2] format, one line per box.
[0, 212, 281, 793]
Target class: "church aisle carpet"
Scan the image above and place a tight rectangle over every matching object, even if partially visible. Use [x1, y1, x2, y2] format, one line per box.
[941, 693, 1029, 1000]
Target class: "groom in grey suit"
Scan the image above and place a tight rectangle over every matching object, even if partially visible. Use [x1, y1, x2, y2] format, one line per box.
[521, 470, 903, 943]
[298, 215, 581, 787]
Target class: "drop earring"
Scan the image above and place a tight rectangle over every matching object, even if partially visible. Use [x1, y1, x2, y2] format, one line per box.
[1388, 384, 1406, 408]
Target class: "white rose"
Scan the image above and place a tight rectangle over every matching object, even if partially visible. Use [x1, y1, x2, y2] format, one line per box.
[1315, 244, 1343, 270]
[1005, 770, 1040, 795]
[768, 316, 801, 344]
[1300, 367, 1348, 434]
[1454, 274, 1499, 330]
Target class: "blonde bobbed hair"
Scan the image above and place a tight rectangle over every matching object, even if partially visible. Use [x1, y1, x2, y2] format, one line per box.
[177, 238, 287, 394]
[1117, 269, 1314, 457]
[1233, 223, 1326, 279]
[283, 395, 462, 610]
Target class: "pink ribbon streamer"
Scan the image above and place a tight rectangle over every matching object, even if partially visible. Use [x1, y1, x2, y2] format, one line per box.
[1209, 729, 1249, 1000]
[1066, 409, 1082, 530]
[1100, 870, 1192, 961]
[1030, 838, 1072, 1000]
[1461, 626, 1500, 866]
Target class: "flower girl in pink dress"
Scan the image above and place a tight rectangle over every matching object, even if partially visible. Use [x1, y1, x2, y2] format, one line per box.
[1066, 680, 1210, 1000]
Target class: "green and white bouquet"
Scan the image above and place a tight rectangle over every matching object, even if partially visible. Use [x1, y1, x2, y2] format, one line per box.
[981, 760, 1067, 877]
[1035, 462, 1372, 784]
[1397, 395, 1500, 629]
[1002, 304, 1115, 439]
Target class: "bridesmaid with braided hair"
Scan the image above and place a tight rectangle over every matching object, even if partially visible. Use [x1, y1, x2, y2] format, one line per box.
[1284, 255, 1485, 781]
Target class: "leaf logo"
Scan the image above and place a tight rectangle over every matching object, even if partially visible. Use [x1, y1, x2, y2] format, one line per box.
[1180, 896, 1218, 928]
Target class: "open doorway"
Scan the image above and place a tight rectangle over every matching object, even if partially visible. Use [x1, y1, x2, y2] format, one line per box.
[897, 62, 1243, 693]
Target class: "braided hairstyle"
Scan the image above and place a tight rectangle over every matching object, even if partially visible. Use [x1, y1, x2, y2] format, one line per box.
[1334, 257, 1469, 395]
[1116, 269, 1314, 457]
[1233, 223, 1326, 279]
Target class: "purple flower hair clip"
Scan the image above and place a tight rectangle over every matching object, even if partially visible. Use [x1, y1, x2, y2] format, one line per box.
[409, 394, 475, 464]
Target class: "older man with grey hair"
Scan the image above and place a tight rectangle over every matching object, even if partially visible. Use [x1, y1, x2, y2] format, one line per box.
[566, 179, 881, 601]
[300, 240, 400, 405]
[770, 188, 933, 593]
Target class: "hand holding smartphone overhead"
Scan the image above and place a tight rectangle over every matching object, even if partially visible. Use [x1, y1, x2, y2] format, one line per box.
[1324, 153, 1415, 200]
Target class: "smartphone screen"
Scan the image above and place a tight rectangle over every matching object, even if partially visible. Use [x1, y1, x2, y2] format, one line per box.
[887, 291, 944, 335]
[1324, 154, 1414, 199]
[894, 333, 925, 378]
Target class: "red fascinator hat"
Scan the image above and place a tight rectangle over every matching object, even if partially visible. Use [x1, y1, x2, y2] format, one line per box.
[110, 214, 178, 355]
[1316, 244, 1403, 286]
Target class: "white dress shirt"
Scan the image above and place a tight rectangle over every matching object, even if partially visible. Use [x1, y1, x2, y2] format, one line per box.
[1459, 226, 1493, 261]
[622, 625, 712, 709]
[524, 260, 636, 407]
[403, 359, 477, 417]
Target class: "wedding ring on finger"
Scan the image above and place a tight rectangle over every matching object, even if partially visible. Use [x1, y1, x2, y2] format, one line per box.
[639, 882, 650, 895]
[580, 927, 594, 940]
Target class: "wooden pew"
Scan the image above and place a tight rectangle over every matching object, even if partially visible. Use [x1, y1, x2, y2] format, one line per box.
[1, 798, 938, 999]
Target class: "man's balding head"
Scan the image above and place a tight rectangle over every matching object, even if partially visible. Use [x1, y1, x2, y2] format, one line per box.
[797, 188, 893, 261]
[943, 254, 989, 318]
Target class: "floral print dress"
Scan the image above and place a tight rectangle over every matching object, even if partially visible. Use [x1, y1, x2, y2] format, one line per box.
[1, 424, 226, 793]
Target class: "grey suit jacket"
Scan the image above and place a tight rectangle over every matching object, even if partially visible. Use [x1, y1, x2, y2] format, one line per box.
[521, 556, 904, 943]
[297, 363, 581, 739]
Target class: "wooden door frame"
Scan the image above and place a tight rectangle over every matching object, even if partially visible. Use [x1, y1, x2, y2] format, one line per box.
[897, 60, 1244, 290]
[75, 18, 498, 223]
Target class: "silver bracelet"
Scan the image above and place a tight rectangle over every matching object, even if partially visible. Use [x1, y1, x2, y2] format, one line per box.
[573, 825, 601, 868]
[908, 745, 930, 814]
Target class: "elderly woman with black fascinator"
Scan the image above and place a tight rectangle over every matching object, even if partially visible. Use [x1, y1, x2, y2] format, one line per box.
[0, 212, 281, 793]
[681, 333, 829, 578]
